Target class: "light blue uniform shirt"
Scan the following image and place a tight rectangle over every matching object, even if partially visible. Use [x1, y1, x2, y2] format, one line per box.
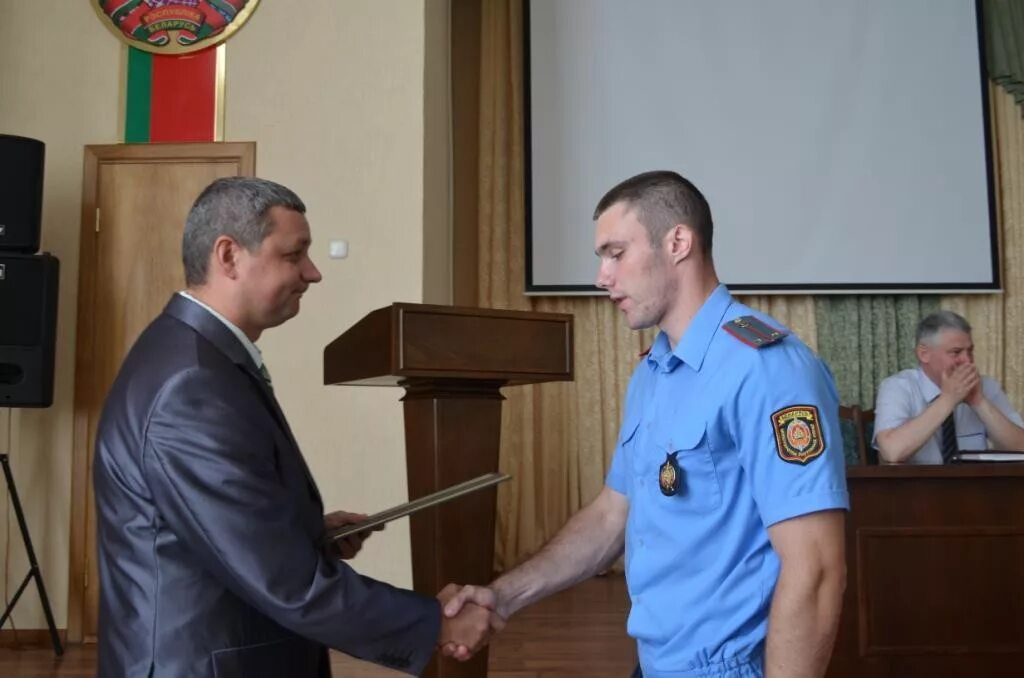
[606, 285, 849, 678]
[177, 291, 266, 371]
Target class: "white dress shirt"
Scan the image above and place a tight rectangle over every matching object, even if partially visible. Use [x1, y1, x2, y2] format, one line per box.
[177, 291, 265, 371]
[873, 367, 1024, 464]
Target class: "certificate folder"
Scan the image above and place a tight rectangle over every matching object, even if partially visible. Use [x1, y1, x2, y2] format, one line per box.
[327, 472, 511, 541]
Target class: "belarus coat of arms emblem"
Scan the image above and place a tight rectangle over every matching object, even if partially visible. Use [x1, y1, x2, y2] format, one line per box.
[95, 0, 260, 54]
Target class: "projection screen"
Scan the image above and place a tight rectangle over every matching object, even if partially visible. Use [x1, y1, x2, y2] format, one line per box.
[525, 0, 998, 294]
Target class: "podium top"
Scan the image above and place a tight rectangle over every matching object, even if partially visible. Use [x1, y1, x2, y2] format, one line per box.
[324, 303, 574, 387]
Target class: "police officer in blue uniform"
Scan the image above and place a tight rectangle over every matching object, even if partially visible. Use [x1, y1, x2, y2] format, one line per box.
[442, 171, 849, 677]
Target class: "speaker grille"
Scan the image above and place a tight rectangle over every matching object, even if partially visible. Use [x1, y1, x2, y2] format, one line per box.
[0, 134, 45, 253]
[0, 257, 45, 345]
[0, 253, 59, 407]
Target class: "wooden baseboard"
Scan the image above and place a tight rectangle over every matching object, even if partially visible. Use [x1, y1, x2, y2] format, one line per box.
[0, 628, 67, 648]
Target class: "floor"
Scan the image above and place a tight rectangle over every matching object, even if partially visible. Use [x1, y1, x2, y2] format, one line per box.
[0, 574, 636, 677]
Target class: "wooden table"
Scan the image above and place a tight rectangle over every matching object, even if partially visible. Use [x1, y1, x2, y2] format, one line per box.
[828, 464, 1024, 677]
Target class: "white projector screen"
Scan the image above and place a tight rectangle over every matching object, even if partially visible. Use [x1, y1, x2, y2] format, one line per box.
[525, 0, 999, 294]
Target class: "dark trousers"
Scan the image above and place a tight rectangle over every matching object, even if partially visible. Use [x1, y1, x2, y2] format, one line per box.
[632, 665, 642, 678]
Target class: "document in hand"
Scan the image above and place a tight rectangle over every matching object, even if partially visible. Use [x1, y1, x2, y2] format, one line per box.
[326, 472, 512, 541]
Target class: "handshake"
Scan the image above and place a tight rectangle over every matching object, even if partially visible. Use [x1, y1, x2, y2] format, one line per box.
[436, 583, 506, 661]
[324, 512, 510, 660]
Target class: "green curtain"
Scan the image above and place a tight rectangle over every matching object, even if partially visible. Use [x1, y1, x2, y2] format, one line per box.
[985, 0, 1024, 110]
[815, 296, 940, 410]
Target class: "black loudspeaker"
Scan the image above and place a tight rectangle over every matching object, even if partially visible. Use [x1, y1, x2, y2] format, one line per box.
[0, 253, 59, 407]
[0, 135, 45, 253]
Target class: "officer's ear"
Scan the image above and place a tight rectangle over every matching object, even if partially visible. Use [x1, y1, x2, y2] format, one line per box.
[665, 224, 694, 265]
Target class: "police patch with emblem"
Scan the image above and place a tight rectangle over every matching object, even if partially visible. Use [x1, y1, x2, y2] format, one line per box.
[771, 405, 826, 464]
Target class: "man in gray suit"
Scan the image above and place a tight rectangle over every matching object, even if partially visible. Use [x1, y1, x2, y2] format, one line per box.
[94, 177, 492, 677]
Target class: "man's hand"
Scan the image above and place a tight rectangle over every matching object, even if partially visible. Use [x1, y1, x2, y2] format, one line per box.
[437, 584, 506, 661]
[941, 363, 980, 406]
[322, 511, 382, 560]
[961, 365, 984, 408]
[440, 583, 502, 618]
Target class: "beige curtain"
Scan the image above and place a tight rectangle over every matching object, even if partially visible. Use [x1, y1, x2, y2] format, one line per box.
[479, 1, 1024, 569]
[479, 0, 652, 569]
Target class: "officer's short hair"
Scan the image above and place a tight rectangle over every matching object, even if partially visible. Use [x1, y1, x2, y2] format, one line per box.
[916, 310, 972, 346]
[592, 170, 713, 256]
[182, 176, 306, 287]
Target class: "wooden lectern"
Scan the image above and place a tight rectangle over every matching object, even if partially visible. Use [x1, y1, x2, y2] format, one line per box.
[324, 303, 574, 678]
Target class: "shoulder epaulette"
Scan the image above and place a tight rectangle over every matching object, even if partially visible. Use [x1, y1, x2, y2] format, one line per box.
[722, 315, 787, 348]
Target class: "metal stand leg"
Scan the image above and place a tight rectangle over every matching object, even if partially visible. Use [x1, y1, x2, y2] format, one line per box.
[0, 453, 63, 656]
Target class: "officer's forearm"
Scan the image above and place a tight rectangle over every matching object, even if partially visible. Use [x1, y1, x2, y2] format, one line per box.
[764, 559, 845, 678]
[490, 486, 627, 619]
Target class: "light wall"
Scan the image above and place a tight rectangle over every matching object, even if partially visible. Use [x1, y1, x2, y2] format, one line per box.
[0, 0, 450, 629]
[224, 0, 452, 589]
[0, 0, 122, 632]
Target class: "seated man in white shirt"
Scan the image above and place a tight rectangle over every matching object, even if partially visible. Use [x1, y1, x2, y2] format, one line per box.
[873, 310, 1024, 464]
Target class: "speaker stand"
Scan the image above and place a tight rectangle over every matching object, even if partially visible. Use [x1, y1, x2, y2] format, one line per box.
[0, 453, 62, 655]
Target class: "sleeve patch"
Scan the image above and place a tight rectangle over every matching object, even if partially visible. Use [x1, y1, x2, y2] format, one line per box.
[722, 315, 787, 348]
[772, 405, 826, 465]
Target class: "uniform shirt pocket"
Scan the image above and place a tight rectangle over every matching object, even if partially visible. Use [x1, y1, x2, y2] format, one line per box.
[646, 420, 722, 514]
[607, 414, 644, 495]
[620, 414, 641, 443]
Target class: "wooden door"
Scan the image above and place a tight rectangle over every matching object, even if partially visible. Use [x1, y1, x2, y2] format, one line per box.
[67, 143, 255, 642]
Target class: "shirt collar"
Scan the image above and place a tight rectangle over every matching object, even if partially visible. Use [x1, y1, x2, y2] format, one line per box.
[915, 366, 942, 402]
[647, 284, 733, 373]
[178, 291, 264, 370]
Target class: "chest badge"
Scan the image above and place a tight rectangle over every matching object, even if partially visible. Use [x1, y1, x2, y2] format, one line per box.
[659, 451, 682, 496]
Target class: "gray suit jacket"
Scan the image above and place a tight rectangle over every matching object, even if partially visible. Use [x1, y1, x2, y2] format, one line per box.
[94, 295, 439, 677]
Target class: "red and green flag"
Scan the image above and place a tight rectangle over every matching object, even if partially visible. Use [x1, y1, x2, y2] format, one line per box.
[124, 45, 222, 143]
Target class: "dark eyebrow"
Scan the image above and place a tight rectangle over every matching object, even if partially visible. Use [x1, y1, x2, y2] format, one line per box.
[595, 240, 627, 257]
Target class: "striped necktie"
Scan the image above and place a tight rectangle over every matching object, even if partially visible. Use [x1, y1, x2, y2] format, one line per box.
[940, 413, 958, 463]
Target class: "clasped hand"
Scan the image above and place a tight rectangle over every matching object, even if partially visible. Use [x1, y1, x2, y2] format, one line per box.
[319, 516, 505, 658]
[436, 584, 506, 661]
[941, 363, 982, 407]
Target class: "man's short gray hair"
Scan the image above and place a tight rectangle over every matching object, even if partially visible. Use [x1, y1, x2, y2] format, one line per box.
[916, 310, 972, 346]
[182, 176, 306, 286]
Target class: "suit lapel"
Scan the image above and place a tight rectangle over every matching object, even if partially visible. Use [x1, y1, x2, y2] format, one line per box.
[247, 370, 324, 510]
[162, 295, 324, 511]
